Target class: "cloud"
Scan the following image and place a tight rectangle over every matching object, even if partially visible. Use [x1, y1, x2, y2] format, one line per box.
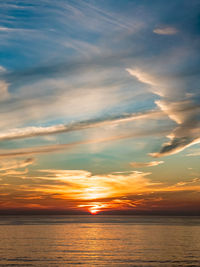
[1, 167, 199, 213]
[151, 136, 200, 158]
[126, 68, 158, 87]
[0, 80, 9, 101]
[77, 0, 142, 32]
[32, 168, 200, 202]
[63, 38, 101, 57]
[0, 143, 80, 158]
[0, 135, 132, 158]
[127, 68, 200, 157]
[0, 110, 162, 142]
[151, 100, 200, 157]
[0, 66, 6, 72]
[126, 68, 186, 98]
[0, 27, 36, 32]
[0, 158, 35, 171]
[0, 24, 38, 38]
[0, 123, 173, 159]
[2, 50, 130, 85]
[0, 63, 139, 129]
[36, 169, 154, 201]
[0, 158, 34, 177]
[0, 27, 12, 31]
[130, 161, 164, 168]
[187, 149, 200, 157]
[174, 178, 200, 187]
[153, 27, 178, 35]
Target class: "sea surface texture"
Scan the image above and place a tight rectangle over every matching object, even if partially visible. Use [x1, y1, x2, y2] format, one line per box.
[0, 215, 199, 266]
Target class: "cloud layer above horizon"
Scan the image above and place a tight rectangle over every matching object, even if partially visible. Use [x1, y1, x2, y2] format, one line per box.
[0, 0, 199, 214]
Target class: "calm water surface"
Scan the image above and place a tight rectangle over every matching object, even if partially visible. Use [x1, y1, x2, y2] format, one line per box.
[0, 215, 200, 266]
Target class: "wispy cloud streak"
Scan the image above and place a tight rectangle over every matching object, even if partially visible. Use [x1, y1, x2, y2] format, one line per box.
[130, 161, 164, 168]
[153, 27, 178, 35]
[0, 110, 162, 142]
[0, 135, 135, 158]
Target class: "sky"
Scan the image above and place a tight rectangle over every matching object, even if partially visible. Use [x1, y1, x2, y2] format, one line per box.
[0, 0, 200, 215]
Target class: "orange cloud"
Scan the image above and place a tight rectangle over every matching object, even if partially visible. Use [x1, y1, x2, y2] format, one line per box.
[0, 165, 200, 214]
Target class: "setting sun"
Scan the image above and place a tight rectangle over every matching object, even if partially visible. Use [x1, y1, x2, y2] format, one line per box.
[89, 208, 99, 215]
[86, 203, 108, 214]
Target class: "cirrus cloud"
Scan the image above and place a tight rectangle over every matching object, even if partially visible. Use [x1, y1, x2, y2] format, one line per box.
[153, 26, 178, 35]
[130, 161, 164, 168]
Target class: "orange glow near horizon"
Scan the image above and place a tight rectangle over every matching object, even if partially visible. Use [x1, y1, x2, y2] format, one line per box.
[0, 167, 200, 214]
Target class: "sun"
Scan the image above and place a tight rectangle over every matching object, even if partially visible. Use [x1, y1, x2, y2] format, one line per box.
[88, 203, 106, 215]
[88, 206, 100, 215]
[89, 209, 99, 215]
[79, 203, 107, 215]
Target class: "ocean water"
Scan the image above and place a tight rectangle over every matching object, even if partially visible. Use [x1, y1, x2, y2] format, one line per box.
[0, 216, 199, 266]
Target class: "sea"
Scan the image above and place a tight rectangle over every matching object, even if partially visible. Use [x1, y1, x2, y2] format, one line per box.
[0, 215, 199, 266]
